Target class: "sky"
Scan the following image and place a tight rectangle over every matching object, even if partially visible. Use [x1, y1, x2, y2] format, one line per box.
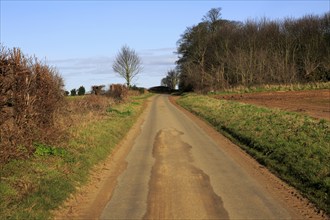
[1, 0, 329, 91]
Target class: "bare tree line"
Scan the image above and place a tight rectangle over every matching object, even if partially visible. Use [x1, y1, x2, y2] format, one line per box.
[176, 8, 330, 92]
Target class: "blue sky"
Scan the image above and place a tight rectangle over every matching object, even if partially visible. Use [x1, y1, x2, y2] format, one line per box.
[1, 0, 329, 91]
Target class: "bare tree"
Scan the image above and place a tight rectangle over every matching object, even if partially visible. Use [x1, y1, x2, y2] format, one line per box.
[161, 69, 180, 89]
[112, 45, 143, 87]
[203, 7, 222, 33]
[203, 7, 222, 24]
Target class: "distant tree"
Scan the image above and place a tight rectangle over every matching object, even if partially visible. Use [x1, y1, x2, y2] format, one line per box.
[203, 7, 222, 32]
[161, 77, 170, 87]
[161, 69, 180, 90]
[70, 89, 77, 96]
[77, 86, 85, 96]
[65, 91, 70, 96]
[112, 45, 143, 87]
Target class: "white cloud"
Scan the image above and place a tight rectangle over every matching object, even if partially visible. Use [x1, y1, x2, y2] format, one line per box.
[49, 47, 178, 90]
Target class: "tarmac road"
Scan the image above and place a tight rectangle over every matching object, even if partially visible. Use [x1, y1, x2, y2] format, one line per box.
[100, 94, 291, 219]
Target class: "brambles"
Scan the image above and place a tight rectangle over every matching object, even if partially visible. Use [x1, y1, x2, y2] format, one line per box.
[0, 46, 64, 164]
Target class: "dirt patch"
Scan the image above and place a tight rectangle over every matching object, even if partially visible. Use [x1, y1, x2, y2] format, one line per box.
[215, 89, 330, 120]
[144, 128, 229, 219]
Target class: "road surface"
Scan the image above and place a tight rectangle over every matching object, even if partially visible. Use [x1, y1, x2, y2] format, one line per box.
[100, 94, 291, 219]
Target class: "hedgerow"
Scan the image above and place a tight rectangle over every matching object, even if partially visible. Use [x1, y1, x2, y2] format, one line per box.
[0, 46, 64, 164]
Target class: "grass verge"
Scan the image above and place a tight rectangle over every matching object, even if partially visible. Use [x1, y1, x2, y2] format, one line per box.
[0, 94, 151, 219]
[177, 94, 330, 214]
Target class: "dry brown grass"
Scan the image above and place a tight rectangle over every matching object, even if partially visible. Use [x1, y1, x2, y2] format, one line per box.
[57, 95, 115, 131]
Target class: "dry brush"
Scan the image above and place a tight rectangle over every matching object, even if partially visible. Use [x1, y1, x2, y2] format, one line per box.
[0, 47, 65, 164]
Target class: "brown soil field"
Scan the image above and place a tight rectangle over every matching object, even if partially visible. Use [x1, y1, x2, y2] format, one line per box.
[215, 89, 330, 121]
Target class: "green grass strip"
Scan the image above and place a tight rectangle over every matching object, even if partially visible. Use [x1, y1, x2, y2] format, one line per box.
[0, 96, 149, 220]
[177, 94, 330, 214]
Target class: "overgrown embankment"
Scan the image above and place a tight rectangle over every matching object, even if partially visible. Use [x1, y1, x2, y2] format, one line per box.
[177, 94, 330, 214]
[0, 94, 152, 219]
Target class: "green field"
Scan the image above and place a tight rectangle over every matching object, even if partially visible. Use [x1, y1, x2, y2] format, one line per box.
[0, 94, 151, 219]
[177, 94, 330, 214]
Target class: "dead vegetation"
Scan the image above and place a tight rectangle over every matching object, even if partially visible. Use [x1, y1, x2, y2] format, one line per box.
[108, 84, 128, 101]
[0, 47, 65, 164]
[0, 46, 145, 166]
[91, 85, 105, 95]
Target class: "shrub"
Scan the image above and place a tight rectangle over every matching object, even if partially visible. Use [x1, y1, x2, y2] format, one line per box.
[0, 46, 64, 164]
[70, 89, 77, 96]
[131, 85, 147, 94]
[91, 85, 105, 95]
[108, 84, 128, 101]
[77, 86, 85, 96]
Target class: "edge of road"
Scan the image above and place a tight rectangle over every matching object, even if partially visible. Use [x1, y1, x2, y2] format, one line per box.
[53, 95, 155, 220]
[53, 94, 327, 219]
[169, 95, 328, 220]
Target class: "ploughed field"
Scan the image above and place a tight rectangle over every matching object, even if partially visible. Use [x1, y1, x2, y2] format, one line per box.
[215, 89, 330, 121]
